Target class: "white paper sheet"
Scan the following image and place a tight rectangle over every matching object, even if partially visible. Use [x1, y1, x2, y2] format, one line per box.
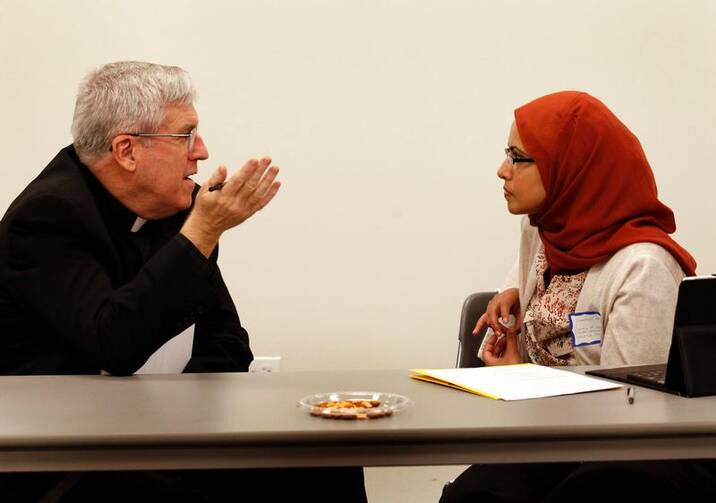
[411, 364, 622, 400]
[135, 325, 194, 374]
[101, 325, 195, 376]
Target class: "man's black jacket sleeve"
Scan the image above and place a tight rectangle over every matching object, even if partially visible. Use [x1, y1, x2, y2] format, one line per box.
[4, 195, 252, 375]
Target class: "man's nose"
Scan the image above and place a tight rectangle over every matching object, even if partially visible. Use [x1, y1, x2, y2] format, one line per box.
[189, 133, 209, 161]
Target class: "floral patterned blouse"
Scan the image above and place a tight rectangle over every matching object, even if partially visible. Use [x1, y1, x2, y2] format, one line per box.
[523, 247, 587, 366]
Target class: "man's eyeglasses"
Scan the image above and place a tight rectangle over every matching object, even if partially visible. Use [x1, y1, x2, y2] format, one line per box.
[112, 128, 197, 153]
[504, 147, 534, 167]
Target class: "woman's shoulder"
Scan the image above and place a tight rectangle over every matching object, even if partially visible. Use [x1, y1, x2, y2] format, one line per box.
[592, 242, 685, 284]
[611, 241, 683, 269]
[578, 242, 685, 326]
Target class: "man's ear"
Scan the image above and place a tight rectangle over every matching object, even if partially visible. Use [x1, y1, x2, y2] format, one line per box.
[111, 135, 137, 173]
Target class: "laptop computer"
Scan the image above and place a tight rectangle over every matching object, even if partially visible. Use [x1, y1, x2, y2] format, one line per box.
[586, 275, 716, 397]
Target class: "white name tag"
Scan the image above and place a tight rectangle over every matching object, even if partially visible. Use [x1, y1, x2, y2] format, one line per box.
[569, 312, 602, 347]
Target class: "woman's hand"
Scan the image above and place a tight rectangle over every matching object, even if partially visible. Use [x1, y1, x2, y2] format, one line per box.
[472, 288, 522, 338]
[473, 288, 524, 366]
[482, 332, 523, 365]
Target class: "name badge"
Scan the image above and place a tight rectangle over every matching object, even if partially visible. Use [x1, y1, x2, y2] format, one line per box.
[569, 312, 602, 347]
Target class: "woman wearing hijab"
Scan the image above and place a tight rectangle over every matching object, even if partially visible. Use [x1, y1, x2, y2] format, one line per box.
[440, 91, 715, 502]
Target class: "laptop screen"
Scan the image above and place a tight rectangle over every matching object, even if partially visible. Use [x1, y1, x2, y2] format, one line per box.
[586, 275, 716, 395]
[664, 275, 716, 388]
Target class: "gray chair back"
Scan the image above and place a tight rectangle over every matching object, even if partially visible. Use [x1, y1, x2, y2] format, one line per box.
[455, 291, 497, 368]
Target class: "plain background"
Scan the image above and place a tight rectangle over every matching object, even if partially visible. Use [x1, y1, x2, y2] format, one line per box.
[2, 2, 714, 501]
[1, 0, 714, 371]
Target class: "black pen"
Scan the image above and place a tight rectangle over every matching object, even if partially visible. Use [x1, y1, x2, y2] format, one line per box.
[208, 182, 225, 192]
[626, 386, 635, 405]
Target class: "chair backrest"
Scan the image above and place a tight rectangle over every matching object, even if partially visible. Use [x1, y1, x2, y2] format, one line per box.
[455, 291, 497, 368]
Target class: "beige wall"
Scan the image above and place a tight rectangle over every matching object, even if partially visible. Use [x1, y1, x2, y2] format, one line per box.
[1, 0, 714, 371]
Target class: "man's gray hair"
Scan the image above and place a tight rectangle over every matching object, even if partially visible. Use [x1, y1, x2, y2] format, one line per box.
[71, 61, 196, 164]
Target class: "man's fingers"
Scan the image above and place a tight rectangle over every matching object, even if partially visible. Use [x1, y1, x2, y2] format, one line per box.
[243, 157, 271, 193]
[203, 165, 227, 192]
[223, 159, 258, 194]
[254, 181, 281, 211]
[254, 166, 280, 199]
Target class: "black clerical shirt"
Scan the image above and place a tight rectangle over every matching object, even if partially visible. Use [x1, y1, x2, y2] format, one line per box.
[0, 146, 253, 375]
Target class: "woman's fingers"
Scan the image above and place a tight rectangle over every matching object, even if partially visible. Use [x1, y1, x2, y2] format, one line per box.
[493, 334, 506, 355]
[500, 302, 511, 325]
[486, 301, 503, 336]
[483, 289, 522, 337]
[506, 316, 523, 336]
[482, 333, 497, 360]
[482, 334, 503, 365]
[473, 313, 488, 336]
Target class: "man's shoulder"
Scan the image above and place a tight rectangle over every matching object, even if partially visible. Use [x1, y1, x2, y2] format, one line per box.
[24, 145, 91, 197]
[1, 146, 98, 231]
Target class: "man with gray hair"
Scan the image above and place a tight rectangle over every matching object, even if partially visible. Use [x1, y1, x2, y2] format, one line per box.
[0, 61, 279, 376]
[0, 61, 366, 501]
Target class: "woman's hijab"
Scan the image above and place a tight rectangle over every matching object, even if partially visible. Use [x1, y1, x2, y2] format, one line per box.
[514, 91, 696, 276]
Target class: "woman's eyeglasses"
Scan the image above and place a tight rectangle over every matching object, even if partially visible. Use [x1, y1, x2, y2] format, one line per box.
[504, 147, 534, 167]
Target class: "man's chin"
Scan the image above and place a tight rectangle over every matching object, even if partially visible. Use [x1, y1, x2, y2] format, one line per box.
[180, 195, 193, 212]
[161, 196, 193, 218]
[181, 183, 196, 206]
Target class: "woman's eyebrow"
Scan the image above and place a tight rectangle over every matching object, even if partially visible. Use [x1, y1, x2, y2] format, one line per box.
[507, 145, 530, 157]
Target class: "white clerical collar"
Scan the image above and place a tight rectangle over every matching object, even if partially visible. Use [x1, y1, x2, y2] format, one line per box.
[130, 216, 147, 233]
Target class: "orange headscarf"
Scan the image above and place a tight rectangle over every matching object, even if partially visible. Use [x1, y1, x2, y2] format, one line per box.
[514, 91, 696, 276]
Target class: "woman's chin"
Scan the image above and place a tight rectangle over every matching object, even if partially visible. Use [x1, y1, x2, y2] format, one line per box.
[506, 202, 523, 215]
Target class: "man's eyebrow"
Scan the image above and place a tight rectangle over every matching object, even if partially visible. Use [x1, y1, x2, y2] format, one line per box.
[179, 121, 198, 132]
